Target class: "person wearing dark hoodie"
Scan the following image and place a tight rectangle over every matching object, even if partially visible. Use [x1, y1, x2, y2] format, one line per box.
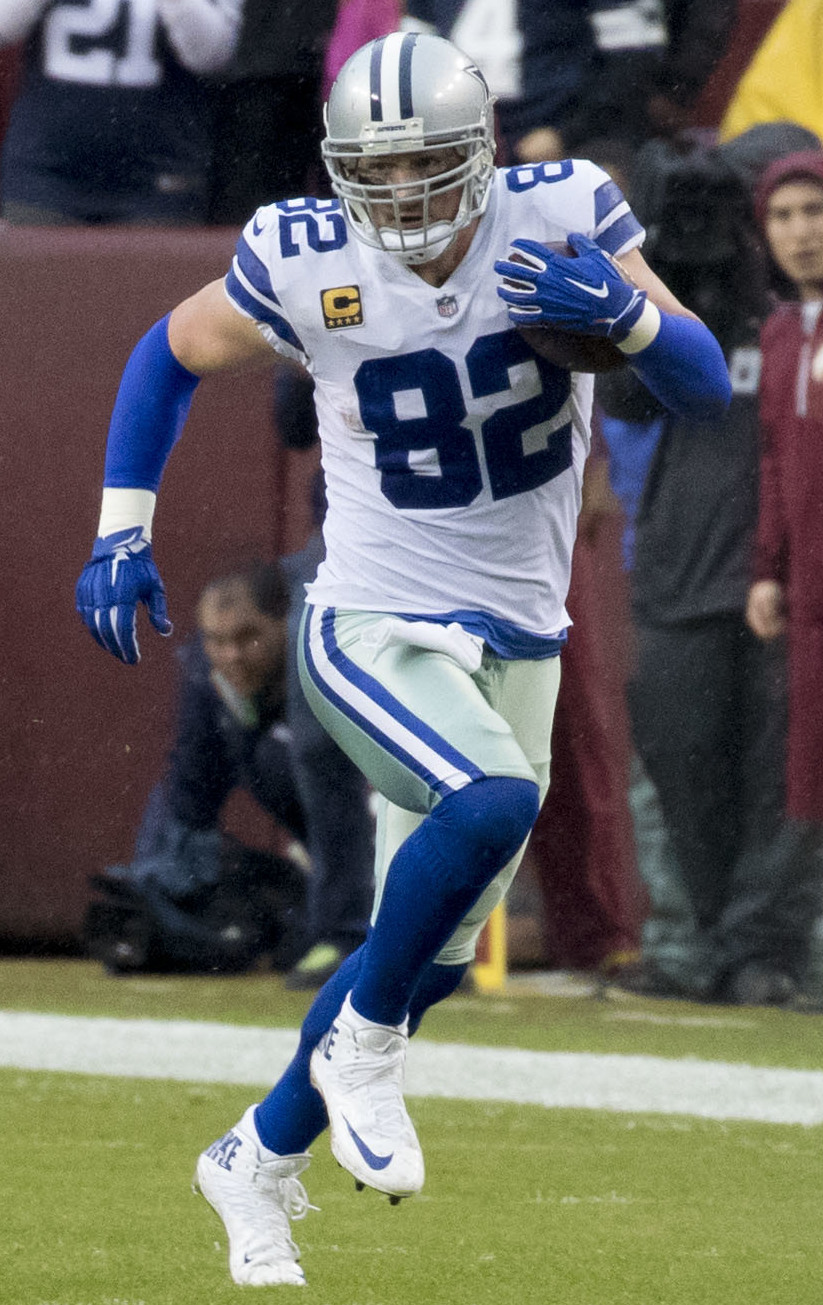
[600, 133, 823, 1006]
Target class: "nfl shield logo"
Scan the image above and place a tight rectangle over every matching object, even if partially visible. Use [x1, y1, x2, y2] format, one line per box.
[436, 295, 458, 318]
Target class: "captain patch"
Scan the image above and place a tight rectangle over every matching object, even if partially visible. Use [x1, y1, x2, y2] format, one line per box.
[321, 286, 363, 329]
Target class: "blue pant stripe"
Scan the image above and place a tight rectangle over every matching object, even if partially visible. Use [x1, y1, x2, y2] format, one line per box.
[302, 607, 486, 797]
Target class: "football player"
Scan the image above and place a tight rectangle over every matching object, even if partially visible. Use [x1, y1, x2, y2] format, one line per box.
[76, 33, 731, 1288]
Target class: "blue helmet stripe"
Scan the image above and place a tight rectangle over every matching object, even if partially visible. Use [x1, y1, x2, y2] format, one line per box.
[369, 37, 386, 121]
[398, 33, 417, 119]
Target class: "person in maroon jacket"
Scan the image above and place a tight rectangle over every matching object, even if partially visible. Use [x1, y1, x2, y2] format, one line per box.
[747, 151, 823, 871]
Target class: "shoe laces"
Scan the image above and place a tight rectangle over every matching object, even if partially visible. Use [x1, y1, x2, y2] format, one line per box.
[223, 1157, 316, 1265]
[254, 1157, 317, 1222]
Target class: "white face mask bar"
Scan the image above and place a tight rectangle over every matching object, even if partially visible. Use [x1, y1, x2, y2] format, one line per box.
[329, 143, 491, 263]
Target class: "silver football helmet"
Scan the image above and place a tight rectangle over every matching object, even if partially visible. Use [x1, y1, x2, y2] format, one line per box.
[322, 32, 496, 264]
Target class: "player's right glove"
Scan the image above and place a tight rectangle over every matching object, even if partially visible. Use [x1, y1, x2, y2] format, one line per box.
[495, 232, 648, 342]
[75, 526, 172, 665]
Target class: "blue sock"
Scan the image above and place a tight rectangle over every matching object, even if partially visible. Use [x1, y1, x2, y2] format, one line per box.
[408, 960, 469, 1034]
[253, 778, 537, 1154]
[254, 947, 364, 1154]
[253, 952, 466, 1153]
[352, 776, 538, 1025]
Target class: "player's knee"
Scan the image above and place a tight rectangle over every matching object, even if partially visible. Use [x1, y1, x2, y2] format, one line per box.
[440, 775, 539, 863]
[482, 775, 540, 856]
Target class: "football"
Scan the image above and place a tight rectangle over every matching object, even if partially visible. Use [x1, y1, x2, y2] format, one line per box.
[512, 240, 628, 374]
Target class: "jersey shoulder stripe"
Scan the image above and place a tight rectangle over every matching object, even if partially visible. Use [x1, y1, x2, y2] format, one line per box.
[499, 160, 644, 258]
[235, 234, 278, 303]
[592, 173, 643, 254]
[227, 235, 305, 351]
[597, 209, 643, 255]
[593, 176, 627, 225]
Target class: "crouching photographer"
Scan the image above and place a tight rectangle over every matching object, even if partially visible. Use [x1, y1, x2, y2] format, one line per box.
[84, 559, 372, 978]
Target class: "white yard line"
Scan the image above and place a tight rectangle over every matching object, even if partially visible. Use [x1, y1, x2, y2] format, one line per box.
[2, 1010, 823, 1125]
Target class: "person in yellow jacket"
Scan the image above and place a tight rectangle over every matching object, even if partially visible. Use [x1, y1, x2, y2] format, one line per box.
[720, 0, 823, 144]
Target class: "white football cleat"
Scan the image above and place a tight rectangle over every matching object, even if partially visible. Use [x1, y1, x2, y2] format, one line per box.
[309, 992, 424, 1198]
[194, 1106, 313, 1287]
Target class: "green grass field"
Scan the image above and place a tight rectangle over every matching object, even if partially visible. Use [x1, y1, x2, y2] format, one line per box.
[3, 959, 823, 1305]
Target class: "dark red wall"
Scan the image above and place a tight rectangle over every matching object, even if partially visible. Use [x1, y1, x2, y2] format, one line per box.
[0, 226, 315, 943]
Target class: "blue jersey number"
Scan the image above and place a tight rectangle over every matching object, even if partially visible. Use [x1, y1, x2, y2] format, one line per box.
[354, 331, 572, 510]
[277, 199, 347, 258]
[504, 160, 575, 193]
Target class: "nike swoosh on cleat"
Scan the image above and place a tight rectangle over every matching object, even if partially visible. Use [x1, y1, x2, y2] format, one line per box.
[343, 1117, 393, 1170]
[565, 277, 610, 298]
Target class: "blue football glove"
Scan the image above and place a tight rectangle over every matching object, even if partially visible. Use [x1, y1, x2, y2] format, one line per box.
[495, 232, 647, 342]
[75, 526, 172, 665]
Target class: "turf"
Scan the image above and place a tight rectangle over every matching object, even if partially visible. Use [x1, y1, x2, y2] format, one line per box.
[3, 960, 823, 1304]
[4, 1071, 822, 1305]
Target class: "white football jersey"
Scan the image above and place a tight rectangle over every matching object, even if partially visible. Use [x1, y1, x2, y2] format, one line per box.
[225, 159, 643, 654]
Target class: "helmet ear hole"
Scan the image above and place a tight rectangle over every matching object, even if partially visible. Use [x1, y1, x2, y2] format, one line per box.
[322, 32, 496, 263]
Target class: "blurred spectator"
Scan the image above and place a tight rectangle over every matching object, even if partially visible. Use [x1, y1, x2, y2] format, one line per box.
[719, 121, 822, 192]
[94, 559, 373, 984]
[323, 0, 402, 98]
[720, 0, 823, 147]
[602, 124, 823, 999]
[207, 0, 336, 223]
[719, 122, 823, 304]
[526, 135, 643, 978]
[0, 0, 241, 224]
[600, 138, 822, 1006]
[597, 388, 689, 987]
[528, 440, 642, 976]
[401, 1, 736, 164]
[746, 149, 823, 937]
[271, 368, 381, 989]
[562, 1, 738, 156]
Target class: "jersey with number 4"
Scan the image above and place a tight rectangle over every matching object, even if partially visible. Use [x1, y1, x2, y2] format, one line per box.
[226, 160, 644, 651]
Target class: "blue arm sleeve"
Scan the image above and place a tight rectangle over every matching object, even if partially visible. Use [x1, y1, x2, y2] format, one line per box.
[627, 312, 732, 422]
[103, 315, 201, 491]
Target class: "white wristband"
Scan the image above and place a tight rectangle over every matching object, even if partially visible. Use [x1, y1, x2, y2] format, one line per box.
[97, 487, 157, 540]
[616, 300, 662, 355]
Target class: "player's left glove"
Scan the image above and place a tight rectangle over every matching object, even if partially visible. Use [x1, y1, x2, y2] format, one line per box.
[75, 526, 172, 665]
[495, 232, 647, 342]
